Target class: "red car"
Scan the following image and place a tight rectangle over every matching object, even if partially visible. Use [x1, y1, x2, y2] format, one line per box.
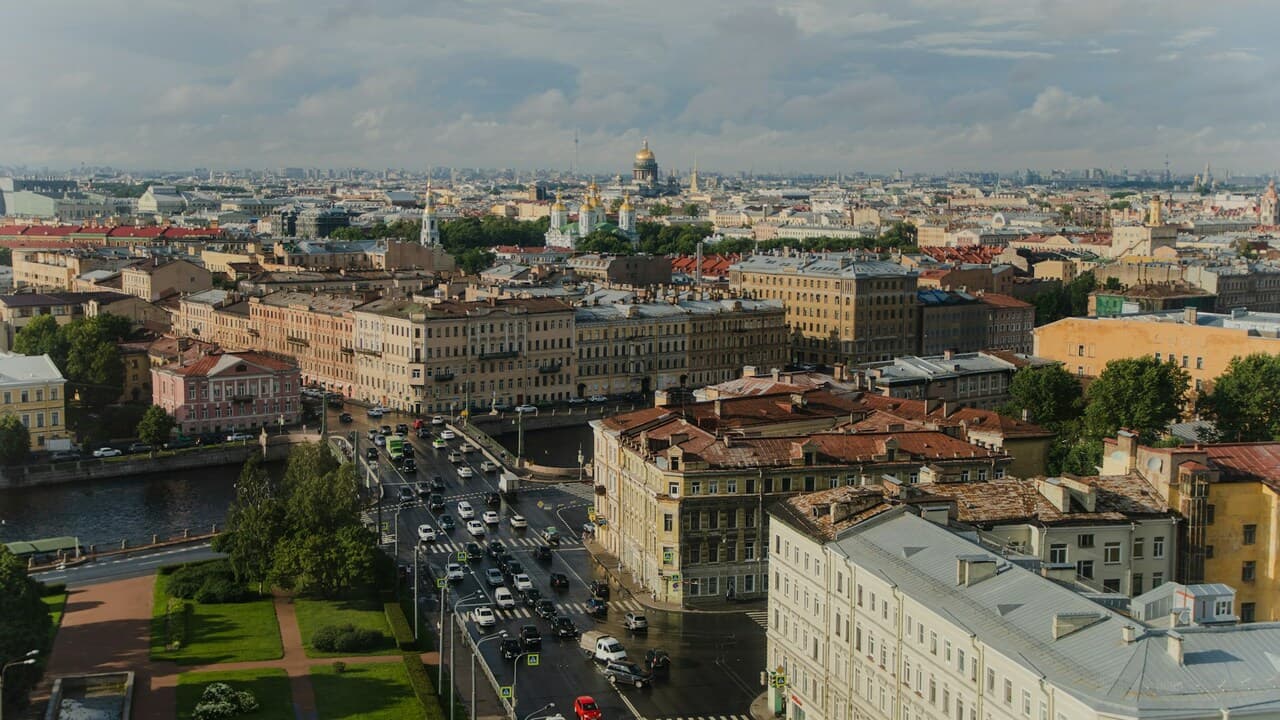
[413, 418, 426, 430]
[574, 696, 602, 720]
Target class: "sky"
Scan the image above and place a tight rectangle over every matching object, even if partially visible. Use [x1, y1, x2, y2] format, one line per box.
[3, 0, 1278, 175]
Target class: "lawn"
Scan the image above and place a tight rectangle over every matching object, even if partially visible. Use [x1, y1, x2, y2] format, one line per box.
[151, 571, 284, 665]
[176, 668, 294, 720]
[311, 662, 423, 720]
[293, 595, 396, 658]
[43, 591, 68, 646]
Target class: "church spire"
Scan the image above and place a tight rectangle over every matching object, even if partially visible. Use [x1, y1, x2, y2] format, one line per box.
[690, 154, 700, 194]
[420, 182, 440, 245]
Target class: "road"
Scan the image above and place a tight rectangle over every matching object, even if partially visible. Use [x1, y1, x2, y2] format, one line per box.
[31, 543, 223, 589]
[343, 408, 765, 720]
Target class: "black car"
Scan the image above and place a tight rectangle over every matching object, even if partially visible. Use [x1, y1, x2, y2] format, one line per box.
[429, 493, 445, 511]
[339, 412, 353, 424]
[551, 615, 579, 638]
[500, 636, 522, 660]
[464, 542, 484, 562]
[398, 459, 417, 474]
[533, 545, 553, 563]
[502, 559, 524, 578]
[486, 540, 505, 558]
[396, 423, 410, 435]
[439, 514, 456, 531]
[603, 660, 651, 688]
[417, 427, 431, 439]
[403, 443, 414, 457]
[380, 425, 392, 435]
[430, 475, 446, 491]
[518, 624, 542, 650]
[414, 481, 430, 496]
[521, 587, 542, 607]
[589, 580, 610, 600]
[549, 572, 569, 589]
[397, 486, 414, 502]
[534, 599, 557, 619]
[644, 648, 671, 679]
[493, 551, 513, 569]
[586, 598, 607, 618]
[485, 492, 501, 507]
[366, 447, 379, 461]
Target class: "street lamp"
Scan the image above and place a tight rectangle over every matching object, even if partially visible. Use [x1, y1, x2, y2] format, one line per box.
[576, 445, 584, 484]
[1, 650, 39, 720]
[450, 594, 489, 720]
[523, 702, 556, 720]
[471, 632, 506, 720]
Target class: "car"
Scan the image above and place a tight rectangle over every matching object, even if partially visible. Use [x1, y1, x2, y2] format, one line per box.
[500, 636, 522, 660]
[549, 572, 569, 589]
[501, 559, 524, 578]
[438, 514, 456, 531]
[643, 648, 671, 679]
[365, 446, 379, 461]
[414, 480, 430, 496]
[485, 492, 501, 507]
[603, 660, 651, 688]
[518, 624, 542, 650]
[127, 442, 152, 454]
[430, 475, 446, 490]
[226, 432, 254, 442]
[445, 563, 465, 582]
[448, 451, 463, 463]
[568, 396, 587, 405]
[480, 460, 498, 473]
[542, 527, 561, 545]
[513, 573, 534, 591]
[395, 423, 409, 435]
[380, 425, 392, 435]
[93, 447, 122, 458]
[398, 458, 417, 474]
[397, 486, 414, 502]
[486, 540, 505, 558]
[466, 520, 486, 537]
[417, 427, 432, 439]
[413, 419, 425, 430]
[432, 438, 447, 450]
[402, 444, 414, 458]
[521, 588, 542, 607]
[535, 599, 557, 619]
[464, 542, 484, 562]
[456, 501, 475, 518]
[461, 443, 477, 454]
[429, 494, 445, 511]
[509, 514, 528, 529]
[494, 587, 516, 609]
[623, 612, 648, 631]
[589, 395, 608, 403]
[589, 580, 610, 600]
[367, 428, 379, 440]
[514, 404, 537, 413]
[573, 696, 602, 720]
[485, 568, 505, 587]
[440, 429, 456, 440]
[457, 466, 474, 478]
[533, 545, 553, 563]
[432, 415, 445, 426]
[338, 412, 353, 423]
[50, 450, 82, 462]
[374, 435, 385, 447]
[367, 408, 384, 418]
[417, 524, 437, 542]
[553, 615, 580, 639]
[481, 510, 500, 525]
[471, 606, 496, 628]
[586, 598, 608, 618]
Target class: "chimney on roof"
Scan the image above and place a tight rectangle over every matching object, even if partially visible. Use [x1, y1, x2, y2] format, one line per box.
[771, 368, 780, 382]
[1183, 306, 1198, 324]
[1121, 625, 1137, 644]
[714, 398, 723, 417]
[1166, 631, 1184, 666]
[956, 555, 998, 587]
[790, 392, 806, 410]
[943, 348, 954, 360]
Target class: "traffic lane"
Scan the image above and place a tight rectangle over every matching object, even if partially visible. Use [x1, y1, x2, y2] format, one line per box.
[32, 543, 224, 589]
[626, 613, 766, 719]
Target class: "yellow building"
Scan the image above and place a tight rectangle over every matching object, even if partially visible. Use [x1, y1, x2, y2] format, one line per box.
[1103, 432, 1280, 622]
[0, 352, 68, 449]
[1033, 309, 1280, 394]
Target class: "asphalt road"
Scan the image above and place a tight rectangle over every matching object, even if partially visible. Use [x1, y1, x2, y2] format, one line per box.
[31, 543, 224, 589]
[343, 408, 765, 720]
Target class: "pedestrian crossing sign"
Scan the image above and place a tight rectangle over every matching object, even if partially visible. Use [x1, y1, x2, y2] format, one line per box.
[436, 578, 447, 589]
[499, 686, 513, 699]
[527, 653, 540, 667]
[455, 551, 467, 563]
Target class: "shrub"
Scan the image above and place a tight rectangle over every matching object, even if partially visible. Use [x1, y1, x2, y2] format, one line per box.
[168, 561, 251, 604]
[402, 654, 446, 720]
[312, 624, 383, 653]
[192, 683, 258, 720]
[332, 661, 347, 673]
[384, 602, 415, 650]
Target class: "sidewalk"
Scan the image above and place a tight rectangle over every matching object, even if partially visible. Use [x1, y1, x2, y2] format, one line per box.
[584, 538, 765, 614]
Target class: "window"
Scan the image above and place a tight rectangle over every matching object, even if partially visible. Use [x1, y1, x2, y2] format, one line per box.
[1241, 602, 1256, 623]
[1104, 542, 1121, 564]
[1243, 524, 1257, 545]
[690, 481, 700, 495]
[1206, 545, 1214, 558]
[986, 669, 995, 693]
[1076, 560, 1094, 579]
[663, 514, 673, 532]
[1048, 544, 1067, 564]
[1242, 561, 1256, 582]
[1152, 572, 1164, 588]
[1132, 573, 1143, 595]
[1103, 578, 1120, 593]
[1004, 679, 1013, 705]
[1132, 537, 1144, 559]
[1215, 599, 1232, 616]
[1077, 533, 1095, 549]
[744, 541, 755, 561]
[1153, 536, 1165, 558]
[1022, 690, 1032, 716]
[1206, 504, 1216, 524]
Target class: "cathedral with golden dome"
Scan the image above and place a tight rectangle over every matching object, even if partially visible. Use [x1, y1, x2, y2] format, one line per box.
[544, 181, 637, 251]
[633, 138, 659, 192]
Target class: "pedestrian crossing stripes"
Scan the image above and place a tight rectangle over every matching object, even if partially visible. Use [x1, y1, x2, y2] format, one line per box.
[554, 482, 597, 503]
[418, 535, 578, 554]
[743, 609, 768, 629]
[488, 598, 647, 619]
[645, 715, 751, 720]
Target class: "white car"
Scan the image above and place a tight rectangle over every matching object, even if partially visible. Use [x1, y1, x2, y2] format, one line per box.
[373, 405, 392, 414]
[494, 587, 516, 609]
[445, 563, 465, 582]
[466, 520, 486, 537]
[514, 404, 537, 413]
[93, 447, 122, 458]
[431, 415, 445, 425]
[448, 451, 464, 464]
[440, 429, 456, 440]
[417, 524, 437, 542]
[568, 397, 587, 404]
[457, 466, 474, 478]
[457, 501, 475, 518]
[480, 460, 497, 472]
[513, 573, 533, 591]
[226, 432, 254, 442]
[461, 443, 477, 454]
[509, 514, 528, 529]
[482, 510, 500, 525]
[367, 408, 384, 418]
[472, 606, 497, 628]
[588, 395, 608, 403]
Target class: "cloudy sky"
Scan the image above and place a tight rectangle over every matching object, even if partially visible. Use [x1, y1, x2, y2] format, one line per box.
[4, 0, 1278, 174]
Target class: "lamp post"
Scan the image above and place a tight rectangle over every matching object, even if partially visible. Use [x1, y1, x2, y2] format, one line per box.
[1, 650, 39, 720]
[413, 543, 420, 640]
[471, 632, 506, 720]
[450, 594, 487, 720]
[523, 702, 556, 720]
[577, 445, 584, 484]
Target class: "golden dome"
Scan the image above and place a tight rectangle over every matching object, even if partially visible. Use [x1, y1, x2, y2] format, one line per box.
[634, 139, 655, 162]
[619, 194, 633, 211]
[552, 192, 566, 211]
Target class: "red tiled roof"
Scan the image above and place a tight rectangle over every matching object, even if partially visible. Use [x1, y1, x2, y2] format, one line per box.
[24, 225, 82, 236]
[1204, 443, 1280, 487]
[165, 350, 298, 377]
[978, 293, 1032, 309]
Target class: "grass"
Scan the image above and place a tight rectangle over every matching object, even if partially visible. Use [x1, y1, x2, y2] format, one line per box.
[176, 668, 294, 720]
[311, 661, 424, 720]
[43, 591, 68, 645]
[294, 594, 397, 658]
[151, 572, 284, 665]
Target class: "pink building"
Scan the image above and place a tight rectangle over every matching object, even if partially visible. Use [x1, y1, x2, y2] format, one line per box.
[152, 351, 301, 438]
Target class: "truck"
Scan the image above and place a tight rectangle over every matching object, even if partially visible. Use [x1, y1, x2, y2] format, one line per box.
[580, 631, 627, 663]
[387, 436, 405, 461]
[498, 471, 520, 499]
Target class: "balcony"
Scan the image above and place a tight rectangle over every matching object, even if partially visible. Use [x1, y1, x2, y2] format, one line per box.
[538, 362, 563, 374]
[355, 347, 381, 357]
[229, 394, 255, 403]
[286, 335, 309, 347]
[479, 350, 518, 360]
[433, 372, 454, 382]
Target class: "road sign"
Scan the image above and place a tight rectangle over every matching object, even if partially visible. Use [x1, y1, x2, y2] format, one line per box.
[527, 653, 540, 667]
[455, 551, 467, 563]
[537, 500, 545, 509]
[436, 578, 447, 589]
[499, 686, 513, 699]
[662, 550, 673, 564]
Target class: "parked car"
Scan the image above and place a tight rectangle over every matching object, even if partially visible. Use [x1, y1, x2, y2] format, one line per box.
[553, 615, 580, 638]
[500, 637, 522, 660]
[623, 612, 648, 632]
[50, 450, 82, 462]
[93, 447, 122, 458]
[226, 432, 254, 442]
[603, 660, 651, 688]
[466, 520, 486, 537]
[509, 514, 528, 529]
[367, 408, 384, 418]
[417, 524, 437, 542]
[485, 568, 506, 587]
[535, 599, 557, 619]
[568, 396, 587, 405]
[514, 404, 537, 413]
[573, 696, 601, 720]
[518, 624, 542, 650]
[588, 395, 608, 403]
[338, 412, 353, 424]
[481, 510, 500, 525]
[494, 587, 516, 609]
[589, 580, 610, 600]
[457, 466, 474, 478]
[471, 606, 496, 628]
[127, 442, 152, 454]
[549, 572, 570, 589]
[456, 501, 475, 518]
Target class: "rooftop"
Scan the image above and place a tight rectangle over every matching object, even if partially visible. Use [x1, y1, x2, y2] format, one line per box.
[0, 353, 64, 385]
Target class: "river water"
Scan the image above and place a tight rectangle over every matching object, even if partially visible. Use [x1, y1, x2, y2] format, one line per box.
[0, 462, 280, 549]
[494, 425, 595, 468]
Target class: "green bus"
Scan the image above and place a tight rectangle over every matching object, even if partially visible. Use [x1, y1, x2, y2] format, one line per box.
[387, 437, 405, 460]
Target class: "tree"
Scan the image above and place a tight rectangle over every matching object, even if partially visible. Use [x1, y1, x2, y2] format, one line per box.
[455, 248, 495, 275]
[1196, 353, 1280, 441]
[649, 203, 671, 217]
[682, 203, 701, 217]
[0, 545, 51, 714]
[1082, 357, 1190, 443]
[214, 456, 284, 593]
[1002, 365, 1084, 429]
[12, 315, 68, 367]
[0, 415, 29, 466]
[136, 405, 175, 449]
[877, 221, 918, 249]
[576, 231, 635, 255]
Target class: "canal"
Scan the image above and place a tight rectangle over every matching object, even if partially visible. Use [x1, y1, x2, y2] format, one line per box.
[0, 462, 282, 549]
[494, 425, 595, 468]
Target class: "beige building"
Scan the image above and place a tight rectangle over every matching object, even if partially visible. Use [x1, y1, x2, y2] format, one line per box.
[249, 292, 363, 395]
[121, 258, 212, 301]
[11, 249, 131, 291]
[731, 255, 918, 366]
[173, 290, 253, 351]
[0, 352, 68, 449]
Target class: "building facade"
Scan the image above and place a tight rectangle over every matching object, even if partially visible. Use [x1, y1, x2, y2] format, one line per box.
[248, 292, 362, 396]
[151, 351, 301, 437]
[0, 353, 67, 449]
[120, 258, 212, 301]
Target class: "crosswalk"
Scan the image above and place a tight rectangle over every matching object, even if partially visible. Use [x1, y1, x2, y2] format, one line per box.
[419, 535, 578, 555]
[554, 481, 597, 503]
[743, 609, 768, 629]
[487, 597, 647, 620]
[647, 715, 751, 720]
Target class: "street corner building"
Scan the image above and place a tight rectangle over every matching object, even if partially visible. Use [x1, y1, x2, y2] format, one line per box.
[151, 350, 302, 438]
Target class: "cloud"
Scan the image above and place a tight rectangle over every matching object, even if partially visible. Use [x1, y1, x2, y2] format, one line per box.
[931, 47, 1053, 59]
[1167, 27, 1217, 47]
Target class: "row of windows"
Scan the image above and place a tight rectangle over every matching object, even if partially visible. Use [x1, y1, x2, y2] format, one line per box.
[1, 387, 59, 404]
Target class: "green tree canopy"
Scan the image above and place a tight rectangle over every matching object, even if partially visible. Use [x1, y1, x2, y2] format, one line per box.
[13, 315, 70, 367]
[0, 545, 51, 713]
[1196, 353, 1280, 441]
[455, 248, 496, 274]
[681, 203, 701, 216]
[1083, 357, 1190, 444]
[1002, 364, 1084, 429]
[135, 405, 175, 448]
[214, 456, 285, 592]
[576, 231, 636, 255]
[649, 203, 672, 217]
[0, 414, 29, 465]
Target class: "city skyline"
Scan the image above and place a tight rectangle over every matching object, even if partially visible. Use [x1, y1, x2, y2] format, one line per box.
[4, 0, 1278, 174]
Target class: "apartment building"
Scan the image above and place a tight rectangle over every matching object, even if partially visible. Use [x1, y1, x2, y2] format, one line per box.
[567, 254, 671, 286]
[173, 290, 254, 351]
[120, 258, 212, 301]
[730, 255, 918, 365]
[978, 293, 1034, 354]
[152, 350, 301, 437]
[916, 289, 988, 356]
[591, 391, 1011, 607]
[0, 352, 67, 448]
[11, 249, 132, 290]
[1102, 433, 1280, 622]
[249, 292, 363, 396]
[574, 298, 787, 397]
[767, 495, 1280, 720]
[0, 291, 156, 351]
[854, 350, 1052, 411]
[352, 297, 575, 414]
